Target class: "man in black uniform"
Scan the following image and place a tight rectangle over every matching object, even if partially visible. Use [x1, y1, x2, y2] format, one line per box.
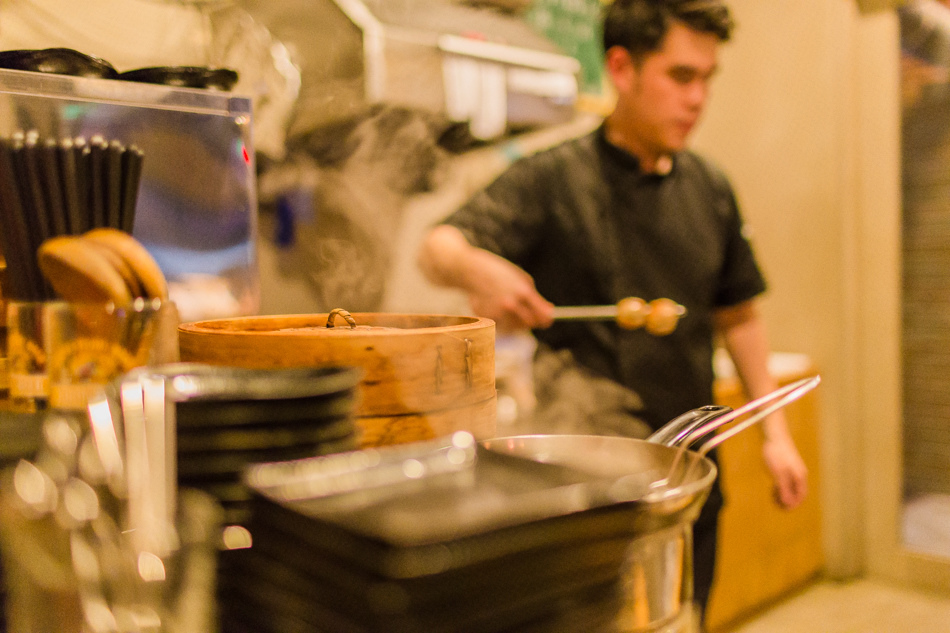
[418, 0, 808, 624]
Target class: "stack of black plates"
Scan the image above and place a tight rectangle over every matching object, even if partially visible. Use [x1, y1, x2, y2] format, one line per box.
[219, 433, 641, 633]
[130, 363, 362, 526]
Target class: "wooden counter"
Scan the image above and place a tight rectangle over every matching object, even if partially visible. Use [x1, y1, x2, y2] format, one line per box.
[705, 366, 824, 632]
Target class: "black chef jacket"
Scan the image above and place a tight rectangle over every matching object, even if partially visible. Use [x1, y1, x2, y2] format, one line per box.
[443, 125, 767, 432]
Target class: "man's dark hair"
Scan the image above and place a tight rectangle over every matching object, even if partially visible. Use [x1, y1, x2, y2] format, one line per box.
[602, 0, 734, 61]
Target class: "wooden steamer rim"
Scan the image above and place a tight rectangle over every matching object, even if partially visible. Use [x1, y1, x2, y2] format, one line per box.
[178, 311, 497, 446]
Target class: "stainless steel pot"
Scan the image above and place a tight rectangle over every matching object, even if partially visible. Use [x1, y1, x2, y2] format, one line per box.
[481, 433, 716, 633]
[482, 376, 821, 633]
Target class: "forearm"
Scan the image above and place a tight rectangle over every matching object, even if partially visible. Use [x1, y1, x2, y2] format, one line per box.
[417, 224, 479, 289]
[716, 301, 808, 508]
[417, 225, 526, 298]
[417, 224, 553, 330]
[716, 301, 790, 441]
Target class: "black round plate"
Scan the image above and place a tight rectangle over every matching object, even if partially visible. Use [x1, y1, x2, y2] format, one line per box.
[133, 363, 362, 401]
[118, 66, 239, 90]
[177, 433, 360, 479]
[176, 390, 358, 429]
[176, 416, 356, 453]
[123, 363, 362, 429]
[0, 48, 118, 79]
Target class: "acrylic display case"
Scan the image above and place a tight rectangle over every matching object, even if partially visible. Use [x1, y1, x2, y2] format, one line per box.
[0, 66, 259, 321]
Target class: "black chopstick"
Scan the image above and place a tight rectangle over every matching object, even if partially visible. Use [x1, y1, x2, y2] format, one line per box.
[19, 131, 52, 245]
[41, 137, 67, 236]
[73, 137, 91, 233]
[120, 145, 144, 234]
[0, 140, 41, 299]
[0, 131, 147, 300]
[88, 135, 107, 229]
[105, 140, 123, 229]
[11, 133, 52, 299]
[58, 137, 82, 235]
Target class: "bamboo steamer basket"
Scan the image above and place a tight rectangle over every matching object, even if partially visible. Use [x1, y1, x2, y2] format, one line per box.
[178, 311, 496, 447]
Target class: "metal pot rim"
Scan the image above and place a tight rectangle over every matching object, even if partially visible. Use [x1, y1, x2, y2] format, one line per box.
[482, 433, 718, 503]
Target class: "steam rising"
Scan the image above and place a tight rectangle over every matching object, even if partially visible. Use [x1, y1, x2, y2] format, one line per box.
[260, 105, 452, 312]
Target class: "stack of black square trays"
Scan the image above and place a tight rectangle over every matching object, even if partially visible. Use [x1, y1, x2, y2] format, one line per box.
[218, 433, 646, 633]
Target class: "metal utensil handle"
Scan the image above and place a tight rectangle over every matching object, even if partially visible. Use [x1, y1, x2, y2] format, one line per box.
[694, 375, 820, 458]
[681, 375, 821, 452]
[551, 305, 618, 320]
[646, 405, 733, 447]
[673, 375, 820, 489]
[653, 375, 821, 492]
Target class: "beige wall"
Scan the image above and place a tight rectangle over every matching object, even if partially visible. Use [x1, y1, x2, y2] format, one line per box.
[686, 1, 950, 592]
[690, 0, 900, 578]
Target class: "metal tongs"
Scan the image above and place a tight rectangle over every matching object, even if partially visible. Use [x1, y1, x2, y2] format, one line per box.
[649, 375, 821, 492]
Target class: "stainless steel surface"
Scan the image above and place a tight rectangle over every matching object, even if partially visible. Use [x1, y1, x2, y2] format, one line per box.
[482, 378, 821, 632]
[645, 405, 732, 448]
[0, 67, 259, 321]
[623, 524, 696, 633]
[0, 401, 218, 633]
[550, 304, 620, 320]
[0, 360, 263, 632]
[237, 432, 642, 630]
[481, 432, 715, 633]
[240, 0, 580, 139]
[246, 431, 477, 504]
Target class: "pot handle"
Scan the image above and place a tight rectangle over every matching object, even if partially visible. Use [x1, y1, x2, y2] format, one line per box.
[682, 375, 820, 456]
[646, 405, 733, 447]
[655, 375, 821, 491]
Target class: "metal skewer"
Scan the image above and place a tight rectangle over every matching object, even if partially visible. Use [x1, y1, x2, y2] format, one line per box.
[551, 296, 687, 335]
[550, 305, 621, 320]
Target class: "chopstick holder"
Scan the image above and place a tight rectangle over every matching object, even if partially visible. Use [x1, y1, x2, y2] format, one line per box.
[0, 131, 147, 301]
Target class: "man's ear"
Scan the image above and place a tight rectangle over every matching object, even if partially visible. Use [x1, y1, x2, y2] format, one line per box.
[605, 46, 637, 92]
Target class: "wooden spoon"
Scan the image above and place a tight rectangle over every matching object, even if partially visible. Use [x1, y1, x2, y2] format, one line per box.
[82, 228, 167, 300]
[84, 239, 144, 299]
[37, 235, 133, 305]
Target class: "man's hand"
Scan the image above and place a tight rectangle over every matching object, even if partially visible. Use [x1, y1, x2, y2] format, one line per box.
[463, 248, 554, 332]
[418, 225, 554, 332]
[761, 418, 808, 509]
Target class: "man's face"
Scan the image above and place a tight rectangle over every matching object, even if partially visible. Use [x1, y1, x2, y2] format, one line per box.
[610, 21, 721, 157]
